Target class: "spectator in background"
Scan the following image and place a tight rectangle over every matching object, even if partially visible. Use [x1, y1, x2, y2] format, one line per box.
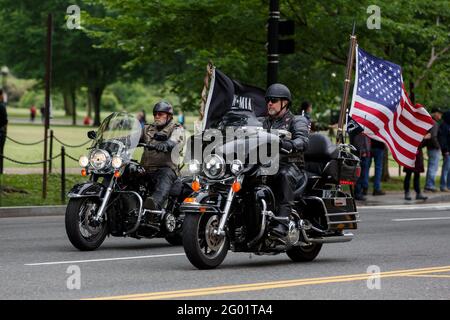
[137, 110, 146, 128]
[177, 110, 185, 127]
[369, 138, 386, 196]
[40, 106, 45, 123]
[350, 131, 371, 201]
[0, 90, 8, 174]
[83, 115, 91, 126]
[299, 101, 333, 132]
[438, 111, 450, 192]
[403, 139, 428, 201]
[424, 108, 443, 192]
[30, 105, 37, 122]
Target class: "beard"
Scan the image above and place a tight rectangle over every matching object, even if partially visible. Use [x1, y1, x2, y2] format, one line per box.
[268, 107, 279, 117]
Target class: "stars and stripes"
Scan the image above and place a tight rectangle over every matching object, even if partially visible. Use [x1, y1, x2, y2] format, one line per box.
[349, 46, 434, 168]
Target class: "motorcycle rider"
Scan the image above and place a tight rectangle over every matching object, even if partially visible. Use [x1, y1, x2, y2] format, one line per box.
[140, 101, 185, 210]
[262, 83, 309, 238]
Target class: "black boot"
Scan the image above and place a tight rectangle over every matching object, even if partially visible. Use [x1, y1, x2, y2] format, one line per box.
[144, 197, 161, 210]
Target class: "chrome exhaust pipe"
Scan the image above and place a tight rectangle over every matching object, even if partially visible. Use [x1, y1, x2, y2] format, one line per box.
[300, 219, 354, 244]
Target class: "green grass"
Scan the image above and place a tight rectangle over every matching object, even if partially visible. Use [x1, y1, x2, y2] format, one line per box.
[0, 174, 87, 207]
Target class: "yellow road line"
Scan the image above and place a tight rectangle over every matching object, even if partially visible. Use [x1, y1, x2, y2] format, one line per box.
[400, 275, 450, 279]
[87, 265, 450, 300]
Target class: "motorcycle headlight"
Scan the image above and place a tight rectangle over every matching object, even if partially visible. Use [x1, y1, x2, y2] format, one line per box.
[230, 159, 244, 175]
[111, 156, 123, 169]
[203, 154, 226, 179]
[78, 155, 89, 168]
[89, 149, 111, 170]
[188, 159, 201, 175]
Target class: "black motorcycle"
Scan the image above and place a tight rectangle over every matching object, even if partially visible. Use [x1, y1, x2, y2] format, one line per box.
[65, 112, 191, 251]
[181, 110, 361, 269]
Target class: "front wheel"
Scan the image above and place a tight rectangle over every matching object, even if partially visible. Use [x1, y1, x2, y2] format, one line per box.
[286, 243, 322, 262]
[182, 213, 229, 269]
[65, 198, 108, 251]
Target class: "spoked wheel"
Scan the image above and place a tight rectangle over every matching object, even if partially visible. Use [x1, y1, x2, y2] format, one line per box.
[65, 198, 108, 251]
[286, 243, 322, 262]
[182, 212, 229, 269]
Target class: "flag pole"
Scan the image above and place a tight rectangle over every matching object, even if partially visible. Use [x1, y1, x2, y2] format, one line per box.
[336, 23, 357, 144]
[199, 61, 214, 121]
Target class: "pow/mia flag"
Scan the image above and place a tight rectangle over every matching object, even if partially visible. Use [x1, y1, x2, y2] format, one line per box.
[347, 115, 364, 137]
[201, 67, 266, 131]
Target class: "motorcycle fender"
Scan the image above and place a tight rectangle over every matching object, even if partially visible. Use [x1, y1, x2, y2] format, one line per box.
[181, 192, 222, 215]
[67, 182, 106, 199]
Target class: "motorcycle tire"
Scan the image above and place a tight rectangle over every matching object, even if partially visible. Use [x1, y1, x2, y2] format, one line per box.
[182, 212, 229, 270]
[65, 198, 108, 251]
[286, 243, 322, 262]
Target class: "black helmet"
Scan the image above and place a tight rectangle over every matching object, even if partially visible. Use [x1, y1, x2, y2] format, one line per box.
[153, 101, 174, 115]
[265, 83, 292, 102]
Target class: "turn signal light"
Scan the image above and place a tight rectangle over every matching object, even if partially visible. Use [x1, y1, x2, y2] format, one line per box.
[81, 169, 87, 177]
[191, 180, 201, 192]
[184, 197, 196, 203]
[114, 170, 121, 178]
[340, 180, 355, 185]
[232, 181, 241, 192]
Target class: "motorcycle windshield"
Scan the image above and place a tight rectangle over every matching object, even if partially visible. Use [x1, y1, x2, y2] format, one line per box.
[216, 109, 263, 129]
[93, 112, 142, 162]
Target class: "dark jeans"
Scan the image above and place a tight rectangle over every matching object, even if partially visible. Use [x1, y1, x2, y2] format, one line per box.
[0, 129, 6, 174]
[145, 167, 177, 208]
[355, 156, 370, 196]
[370, 148, 384, 191]
[270, 163, 301, 218]
[404, 171, 420, 194]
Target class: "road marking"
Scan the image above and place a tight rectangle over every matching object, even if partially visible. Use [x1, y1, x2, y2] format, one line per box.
[400, 275, 450, 279]
[87, 265, 450, 300]
[25, 253, 185, 266]
[392, 217, 450, 222]
[361, 203, 450, 210]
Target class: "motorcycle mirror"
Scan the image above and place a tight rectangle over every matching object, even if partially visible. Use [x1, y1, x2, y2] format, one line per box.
[87, 130, 97, 140]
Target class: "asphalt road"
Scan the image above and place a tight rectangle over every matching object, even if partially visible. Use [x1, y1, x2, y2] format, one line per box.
[0, 204, 449, 300]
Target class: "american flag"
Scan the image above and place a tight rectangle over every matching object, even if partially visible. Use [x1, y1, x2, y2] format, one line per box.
[349, 46, 434, 168]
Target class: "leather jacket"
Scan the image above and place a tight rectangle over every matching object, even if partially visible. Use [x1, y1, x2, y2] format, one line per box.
[262, 110, 309, 152]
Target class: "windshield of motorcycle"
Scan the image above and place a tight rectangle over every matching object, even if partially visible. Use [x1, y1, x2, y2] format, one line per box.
[216, 109, 263, 129]
[93, 112, 142, 162]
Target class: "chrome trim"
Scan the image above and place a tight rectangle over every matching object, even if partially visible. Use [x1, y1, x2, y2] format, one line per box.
[215, 176, 243, 236]
[326, 212, 359, 216]
[299, 222, 354, 244]
[328, 220, 361, 225]
[94, 178, 115, 221]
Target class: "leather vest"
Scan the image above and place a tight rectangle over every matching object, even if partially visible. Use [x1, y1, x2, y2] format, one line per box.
[140, 121, 180, 172]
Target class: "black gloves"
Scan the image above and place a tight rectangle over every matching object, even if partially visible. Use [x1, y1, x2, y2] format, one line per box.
[280, 139, 294, 152]
[148, 140, 176, 153]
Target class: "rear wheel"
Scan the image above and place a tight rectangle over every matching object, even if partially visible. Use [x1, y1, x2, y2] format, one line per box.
[286, 243, 322, 262]
[65, 198, 108, 251]
[182, 212, 229, 269]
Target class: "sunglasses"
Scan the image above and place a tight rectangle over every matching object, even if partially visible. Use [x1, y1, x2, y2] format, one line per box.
[153, 112, 167, 117]
[266, 97, 281, 104]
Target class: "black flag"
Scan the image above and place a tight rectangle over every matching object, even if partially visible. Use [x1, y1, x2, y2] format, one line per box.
[202, 68, 266, 130]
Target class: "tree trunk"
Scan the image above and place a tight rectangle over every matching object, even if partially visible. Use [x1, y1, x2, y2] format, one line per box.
[71, 88, 76, 126]
[87, 90, 92, 118]
[62, 89, 74, 116]
[89, 87, 104, 126]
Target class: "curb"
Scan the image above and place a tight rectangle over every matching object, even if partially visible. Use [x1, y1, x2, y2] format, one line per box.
[0, 205, 66, 218]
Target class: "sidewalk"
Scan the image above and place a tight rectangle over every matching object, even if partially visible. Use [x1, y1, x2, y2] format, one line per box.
[356, 190, 450, 206]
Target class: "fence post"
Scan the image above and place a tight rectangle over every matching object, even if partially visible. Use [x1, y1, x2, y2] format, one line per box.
[61, 146, 65, 203]
[49, 129, 53, 174]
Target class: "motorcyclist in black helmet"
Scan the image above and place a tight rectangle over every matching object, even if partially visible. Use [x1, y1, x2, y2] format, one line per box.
[140, 101, 185, 210]
[262, 83, 309, 238]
